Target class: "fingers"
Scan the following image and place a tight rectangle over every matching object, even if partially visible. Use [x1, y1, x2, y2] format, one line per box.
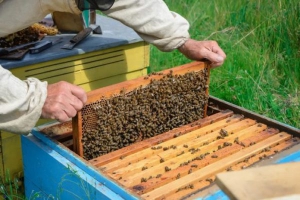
[178, 39, 227, 67]
[203, 46, 226, 67]
[41, 81, 87, 122]
[69, 84, 87, 105]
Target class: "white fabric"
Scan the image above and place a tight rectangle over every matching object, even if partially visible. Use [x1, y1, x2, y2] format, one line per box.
[103, 0, 190, 51]
[0, 0, 81, 37]
[0, 66, 47, 134]
[0, 0, 190, 51]
[0, 0, 190, 134]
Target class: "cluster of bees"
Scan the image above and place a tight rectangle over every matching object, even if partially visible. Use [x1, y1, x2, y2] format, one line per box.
[0, 23, 58, 48]
[81, 69, 209, 160]
[0, 26, 40, 48]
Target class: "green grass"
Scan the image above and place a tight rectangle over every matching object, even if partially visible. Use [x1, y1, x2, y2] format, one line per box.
[150, 0, 299, 128]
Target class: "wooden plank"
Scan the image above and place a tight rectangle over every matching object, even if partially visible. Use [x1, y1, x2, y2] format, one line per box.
[228, 137, 298, 172]
[90, 110, 233, 166]
[118, 121, 266, 187]
[73, 111, 83, 156]
[100, 114, 242, 172]
[86, 61, 208, 104]
[167, 135, 295, 200]
[78, 68, 148, 92]
[108, 118, 256, 179]
[130, 144, 244, 194]
[141, 132, 292, 200]
[215, 162, 300, 200]
[39, 121, 72, 141]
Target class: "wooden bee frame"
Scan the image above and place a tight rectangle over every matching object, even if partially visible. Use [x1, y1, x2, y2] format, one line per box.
[72, 61, 211, 158]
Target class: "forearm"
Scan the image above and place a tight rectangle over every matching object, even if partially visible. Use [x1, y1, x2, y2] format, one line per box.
[103, 0, 190, 52]
[0, 66, 47, 134]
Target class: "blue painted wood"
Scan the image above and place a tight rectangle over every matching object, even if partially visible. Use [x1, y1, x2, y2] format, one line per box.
[29, 128, 138, 199]
[276, 150, 300, 164]
[22, 133, 139, 200]
[196, 190, 230, 200]
[193, 149, 300, 200]
[0, 15, 142, 70]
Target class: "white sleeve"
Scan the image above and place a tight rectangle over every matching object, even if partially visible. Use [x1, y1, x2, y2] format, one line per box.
[103, 0, 190, 52]
[0, 0, 189, 51]
[0, 66, 48, 134]
[0, 0, 81, 37]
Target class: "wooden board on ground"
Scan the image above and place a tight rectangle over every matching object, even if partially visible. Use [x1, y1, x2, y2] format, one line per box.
[215, 162, 300, 200]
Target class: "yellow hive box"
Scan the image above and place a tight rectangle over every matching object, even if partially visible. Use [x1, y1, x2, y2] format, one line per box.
[0, 14, 149, 180]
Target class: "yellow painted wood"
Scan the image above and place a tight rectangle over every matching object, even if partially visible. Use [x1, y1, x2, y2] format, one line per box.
[0, 133, 23, 179]
[10, 42, 149, 86]
[78, 68, 148, 91]
[2, 41, 149, 179]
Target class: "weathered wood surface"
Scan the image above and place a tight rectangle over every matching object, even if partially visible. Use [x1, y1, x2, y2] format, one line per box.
[216, 162, 300, 200]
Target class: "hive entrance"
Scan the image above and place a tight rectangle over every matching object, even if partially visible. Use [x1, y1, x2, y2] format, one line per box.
[73, 62, 210, 159]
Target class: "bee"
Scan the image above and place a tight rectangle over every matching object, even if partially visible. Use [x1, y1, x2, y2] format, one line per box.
[240, 142, 246, 147]
[163, 147, 169, 151]
[220, 129, 228, 137]
[211, 154, 218, 158]
[141, 178, 147, 182]
[165, 166, 171, 172]
[264, 147, 271, 152]
[234, 137, 239, 144]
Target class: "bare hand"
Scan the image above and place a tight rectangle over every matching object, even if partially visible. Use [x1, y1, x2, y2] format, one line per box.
[41, 81, 87, 122]
[178, 39, 226, 67]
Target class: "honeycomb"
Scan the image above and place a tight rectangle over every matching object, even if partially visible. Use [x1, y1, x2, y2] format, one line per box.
[81, 69, 209, 160]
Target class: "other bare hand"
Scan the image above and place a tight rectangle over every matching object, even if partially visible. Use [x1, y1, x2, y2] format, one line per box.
[178, 39, 226, 67]
[41, 81, 87, 122]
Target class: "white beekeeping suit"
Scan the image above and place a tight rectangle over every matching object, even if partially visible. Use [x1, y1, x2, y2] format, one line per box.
[0, 0, 190, 134]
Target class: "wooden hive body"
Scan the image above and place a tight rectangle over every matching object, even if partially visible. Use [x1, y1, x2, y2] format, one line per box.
[37, 62, 300, 200]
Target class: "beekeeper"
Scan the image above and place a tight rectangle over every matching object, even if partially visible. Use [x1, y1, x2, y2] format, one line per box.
[0, 0, 226, 134]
